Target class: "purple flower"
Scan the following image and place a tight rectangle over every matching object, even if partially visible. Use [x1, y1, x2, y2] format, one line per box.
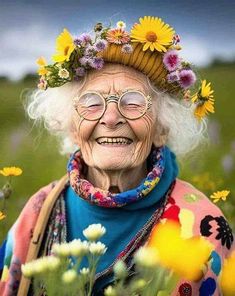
[167, 71, 179, 83]
[89, 57, 104, 70]
[84, 45, 95, 56]
[178, 69, 196, 89]
[121, 44, 133, 54]
[94, 40, 108, 52]
[75, 67, 86, 76]
[163, 50, 181, 72]
[79, 56, 92, 66]
[74, 38, 82, 46]
[80, 33, 92, 44]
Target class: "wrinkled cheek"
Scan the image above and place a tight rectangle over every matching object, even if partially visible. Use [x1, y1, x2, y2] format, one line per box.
[131, 114, 155, 164]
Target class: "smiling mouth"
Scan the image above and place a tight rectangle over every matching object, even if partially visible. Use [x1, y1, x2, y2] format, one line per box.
[96, 137, 133, 145]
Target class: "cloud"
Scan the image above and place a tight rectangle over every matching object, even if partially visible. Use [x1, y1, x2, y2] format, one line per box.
[179, 36, 212, 67]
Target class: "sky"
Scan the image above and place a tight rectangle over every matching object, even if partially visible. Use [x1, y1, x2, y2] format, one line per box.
[1, 0, 235, 80]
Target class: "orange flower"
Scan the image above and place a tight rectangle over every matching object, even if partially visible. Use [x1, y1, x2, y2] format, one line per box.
[106, 28, 130, 44]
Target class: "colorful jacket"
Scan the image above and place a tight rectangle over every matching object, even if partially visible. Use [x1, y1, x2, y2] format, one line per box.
[0, 178, 234, 296]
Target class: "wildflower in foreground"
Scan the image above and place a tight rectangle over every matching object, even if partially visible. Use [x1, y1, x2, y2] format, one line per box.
[89, 242, 107, 255]
[83, 223, 106, 241]
[210, 190, 230, 203]
[130, 16, 175, 52]
[220, 251, 235, 296]
[134, 246, 159, 268]
[148, 220, 213, 281]
[191, 80, 215, 120]
[0, 166, 23, 177]
[62, 269, 77, 284]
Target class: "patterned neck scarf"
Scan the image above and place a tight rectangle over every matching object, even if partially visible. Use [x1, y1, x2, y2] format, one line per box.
[67, 146, 165, 208]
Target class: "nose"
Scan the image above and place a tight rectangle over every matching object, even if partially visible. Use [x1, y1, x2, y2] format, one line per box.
[99, 102, 126, 128]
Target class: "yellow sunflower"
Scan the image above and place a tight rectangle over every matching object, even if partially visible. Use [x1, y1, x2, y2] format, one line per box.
[191, 80, 215, 120]
[130, 16, 175, 52]
[36, 56, 48, 76]
[0, 166, 23, 177]
[210, 190, 230, 203]
[52, 29, 75, 63]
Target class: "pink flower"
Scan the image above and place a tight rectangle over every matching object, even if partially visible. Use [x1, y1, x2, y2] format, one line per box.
[178, 69, 196, 89]
[163, 50, 181, 72]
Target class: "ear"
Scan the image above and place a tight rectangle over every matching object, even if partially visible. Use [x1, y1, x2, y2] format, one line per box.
[152, 124, 169, 147]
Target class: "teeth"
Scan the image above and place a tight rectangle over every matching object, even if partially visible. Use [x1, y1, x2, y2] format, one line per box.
[97, 137, 132, 145]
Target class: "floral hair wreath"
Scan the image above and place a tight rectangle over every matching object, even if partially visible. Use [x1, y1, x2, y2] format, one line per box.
[36, 16, 215, 120]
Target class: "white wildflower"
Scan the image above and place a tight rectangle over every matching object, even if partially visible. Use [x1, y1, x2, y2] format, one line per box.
[104, 285, 117, 296]
[113, 260, 127, 279]
[80, 267, 90, 275]
[52, 243, 71, 257]
[46, 256, 60, 271]
[58, 68, 70, 79]
[62, 269, 77, 284]
[70, 239, 89, 257]
[21, 263, 34, 278]
[134, 246, 159, 268]
[89, 241, 107, 255]
[116, 21, 126, 30]
[83, 224, 106, 241]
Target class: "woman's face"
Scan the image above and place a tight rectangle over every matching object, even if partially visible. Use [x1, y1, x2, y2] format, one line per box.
[72, 64, 162, 171]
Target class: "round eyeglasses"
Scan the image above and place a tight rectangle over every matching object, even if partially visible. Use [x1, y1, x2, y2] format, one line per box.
[73, 90, 152, 121]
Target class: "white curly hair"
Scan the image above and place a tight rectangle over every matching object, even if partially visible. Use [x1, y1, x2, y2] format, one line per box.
[24, 66, 207, 157]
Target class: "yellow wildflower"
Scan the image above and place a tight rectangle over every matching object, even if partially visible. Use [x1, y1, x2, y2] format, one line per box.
[0, 211, 6, 221]
[52, 28, 75, 63]
[36, 56, 48, 76]
[210, 190, 230, 203]
[220, 251, 235, 296]
[191, 80, 215, 120]
[148, 220, 213, 281]
[0, 166, 23, 177]
[130, 16, 175, 52]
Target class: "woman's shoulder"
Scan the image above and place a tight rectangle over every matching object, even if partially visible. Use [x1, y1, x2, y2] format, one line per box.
[164, 178, 234, 252]
[171, 178, 223, 216]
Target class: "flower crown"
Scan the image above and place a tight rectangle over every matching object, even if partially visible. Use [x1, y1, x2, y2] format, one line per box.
[36, 16, 215, 120]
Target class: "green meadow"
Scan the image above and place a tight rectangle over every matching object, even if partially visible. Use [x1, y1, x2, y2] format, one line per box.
[0, 63, 235, 242]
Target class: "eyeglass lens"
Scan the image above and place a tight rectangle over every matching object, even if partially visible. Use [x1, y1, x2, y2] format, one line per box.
[76, 91, 148, 120]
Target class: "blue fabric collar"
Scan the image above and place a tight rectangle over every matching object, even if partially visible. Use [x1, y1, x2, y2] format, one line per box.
[65, 146, 178, 279]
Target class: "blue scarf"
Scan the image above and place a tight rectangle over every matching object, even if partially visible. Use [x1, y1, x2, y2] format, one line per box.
[65, 145, 178, 290]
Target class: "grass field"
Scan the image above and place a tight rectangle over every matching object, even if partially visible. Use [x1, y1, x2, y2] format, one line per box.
[0, 64, 235, 242]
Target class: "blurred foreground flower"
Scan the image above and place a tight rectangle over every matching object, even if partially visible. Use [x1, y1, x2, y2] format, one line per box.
[0, 166, 22, 177]
[220, 251, 235, 296]
[210, 190, 230, 203]
[148, 220, 213, 281]
[22, 224, 107, 296]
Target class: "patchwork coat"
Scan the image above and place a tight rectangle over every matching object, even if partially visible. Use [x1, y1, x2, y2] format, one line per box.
[0, 178, 234, 296]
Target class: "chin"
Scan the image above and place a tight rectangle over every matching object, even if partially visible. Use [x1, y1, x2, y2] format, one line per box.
[93, 158, 132, 171]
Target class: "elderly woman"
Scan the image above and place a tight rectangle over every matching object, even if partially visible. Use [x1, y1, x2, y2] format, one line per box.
[0, 16, 234, 296]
